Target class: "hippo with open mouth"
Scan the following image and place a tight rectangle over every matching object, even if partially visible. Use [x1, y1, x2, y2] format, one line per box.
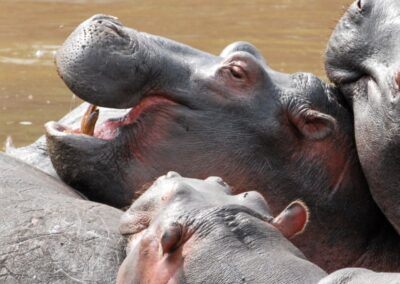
[45, 14, 400, 271]
[117, 172, 327, 284]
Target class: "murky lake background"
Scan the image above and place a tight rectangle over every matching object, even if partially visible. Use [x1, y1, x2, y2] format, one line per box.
[0, 0, 351, 147]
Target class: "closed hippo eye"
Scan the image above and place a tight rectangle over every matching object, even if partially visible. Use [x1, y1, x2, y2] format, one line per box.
[218, 51, 262, 87]
[229, 65, 246, 80]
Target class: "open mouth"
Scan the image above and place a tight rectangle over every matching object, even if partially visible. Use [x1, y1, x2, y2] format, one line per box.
[46, 95, 178, 141]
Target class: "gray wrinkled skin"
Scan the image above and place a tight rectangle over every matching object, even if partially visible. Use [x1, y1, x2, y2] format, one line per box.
[118, 172, 327, 284]
[319, 268, 400, 284]
[325, 0, 400, 234]
[46, 14, 399, 272]
[0, 153, 125, 283]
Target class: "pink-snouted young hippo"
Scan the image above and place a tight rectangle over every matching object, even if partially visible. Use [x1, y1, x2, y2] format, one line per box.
[116, 172, 327, 284]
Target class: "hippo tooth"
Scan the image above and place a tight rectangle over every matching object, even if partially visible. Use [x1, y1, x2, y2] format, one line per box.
[80, 104, 99, 136]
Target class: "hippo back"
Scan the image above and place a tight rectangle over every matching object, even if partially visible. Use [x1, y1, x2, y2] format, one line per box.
[0, 153, 125, 283]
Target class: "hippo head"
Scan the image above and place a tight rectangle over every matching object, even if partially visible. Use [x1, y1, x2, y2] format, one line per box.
[325, 0, 400, 231]
[326, 0, 400, 157]
[47, 14, 356, 209]
[116, 172, 326, 284]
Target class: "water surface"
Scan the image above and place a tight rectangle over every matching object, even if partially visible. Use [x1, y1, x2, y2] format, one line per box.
[0, 0, 351, 147]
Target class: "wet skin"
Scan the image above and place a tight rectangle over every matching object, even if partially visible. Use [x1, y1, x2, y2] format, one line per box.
[325, 0, 400, 235]
[47, 15, 398, 271]
[117, 172, 327, 284]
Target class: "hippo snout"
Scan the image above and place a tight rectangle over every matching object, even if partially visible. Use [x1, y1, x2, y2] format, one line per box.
[55, 14, 142, 108]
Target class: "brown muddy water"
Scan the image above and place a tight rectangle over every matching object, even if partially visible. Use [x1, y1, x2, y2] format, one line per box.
[0, 0, 351, 147]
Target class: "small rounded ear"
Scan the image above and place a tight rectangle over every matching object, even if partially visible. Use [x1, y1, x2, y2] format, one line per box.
[271, 200, 309, 239]
[160, 222, 183, 255]
[289, 108, 337, 140]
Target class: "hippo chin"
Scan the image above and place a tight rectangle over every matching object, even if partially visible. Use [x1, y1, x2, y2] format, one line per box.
[45, 14, 400, 272]
[325, 0, 400, 235]
[117, 172, 327, 284]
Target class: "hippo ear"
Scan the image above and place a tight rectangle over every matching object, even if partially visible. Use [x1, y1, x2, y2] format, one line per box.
[159, 222, 183, 255]
[289, 108, 337, 140]
[271, 200, 309, 239]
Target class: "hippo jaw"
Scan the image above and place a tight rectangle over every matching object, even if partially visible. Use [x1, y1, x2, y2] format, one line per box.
[45, 95, 189, 207]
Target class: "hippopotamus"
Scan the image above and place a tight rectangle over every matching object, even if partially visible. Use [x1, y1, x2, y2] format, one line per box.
[117, 172, 327, 284]
[320, 268, 400, 284]
[44, 14, 400, 272]
[325, 0, 400, 235]
[0, 152, 125, 283]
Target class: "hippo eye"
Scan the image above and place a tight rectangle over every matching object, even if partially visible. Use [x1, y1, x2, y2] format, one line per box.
[229, 65, 246, 80]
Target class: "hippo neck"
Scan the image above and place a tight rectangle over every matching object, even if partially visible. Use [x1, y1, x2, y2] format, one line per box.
[265, 150, 390, 272]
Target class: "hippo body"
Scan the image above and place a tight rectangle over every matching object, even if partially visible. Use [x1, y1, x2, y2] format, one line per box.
[325, 0, 400, 234]
[319, 268, 400, 284]
[117, 172, 327, 284]
[45, 15, 400, 271]
[0, 153, 125, 283]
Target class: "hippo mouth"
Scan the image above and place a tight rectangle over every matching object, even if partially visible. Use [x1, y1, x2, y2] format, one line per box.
[324, 65, 366, 110]
[330, 70, 379, 109]
[45, 95, 180, 141]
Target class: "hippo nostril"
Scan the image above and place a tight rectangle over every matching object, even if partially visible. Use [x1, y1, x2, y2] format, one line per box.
[206, 176, 227, 187]
[395, 72, 400, 90]
[91, 14, 123, 26]
[160, 222, 183, 255]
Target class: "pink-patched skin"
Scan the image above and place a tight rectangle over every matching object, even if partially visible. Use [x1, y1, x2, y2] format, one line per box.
[116, 172, 326, 284]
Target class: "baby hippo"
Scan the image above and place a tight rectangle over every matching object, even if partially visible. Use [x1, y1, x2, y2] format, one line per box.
[117, 172, 326, 284]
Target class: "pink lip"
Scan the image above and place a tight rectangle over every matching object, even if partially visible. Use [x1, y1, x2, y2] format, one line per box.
[94, 96, 178, 140]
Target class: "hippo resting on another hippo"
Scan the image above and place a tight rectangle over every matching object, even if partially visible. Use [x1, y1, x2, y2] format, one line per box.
[43, 14, 400, 272]
[0, 153, 124, 283]
[322, 0, 400, 281]
[117, 172, 327, 284]
[326, 0, 400, 236]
